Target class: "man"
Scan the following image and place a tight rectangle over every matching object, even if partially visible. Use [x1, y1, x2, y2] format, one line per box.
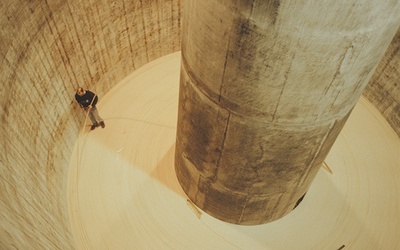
[75, 87, 105, 130]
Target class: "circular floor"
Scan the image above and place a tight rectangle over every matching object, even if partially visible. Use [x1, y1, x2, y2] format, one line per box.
[68, 52, 400, 250]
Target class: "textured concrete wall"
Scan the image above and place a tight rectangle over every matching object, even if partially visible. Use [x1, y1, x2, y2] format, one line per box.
[364, 27, 400, 137]
[0, 0, 399, 247]
[175, 0, 400, 225]
[0, 0, 181, 249]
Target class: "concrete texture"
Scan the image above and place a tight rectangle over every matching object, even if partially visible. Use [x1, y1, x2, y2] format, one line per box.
[0, 0, 399, 248]
[175, 0, 400, 224]
[0, 1, 181, 249]
[364, 27, 400, 138]
[68, 52, 400, 249]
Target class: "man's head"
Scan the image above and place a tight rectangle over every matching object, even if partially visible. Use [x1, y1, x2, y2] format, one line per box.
[76, 87, 85, 96]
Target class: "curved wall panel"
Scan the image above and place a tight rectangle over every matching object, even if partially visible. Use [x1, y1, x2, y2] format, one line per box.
[0, 0, 181, 249]
[364, 27, 400, 137]
[0, 0, 398, 248]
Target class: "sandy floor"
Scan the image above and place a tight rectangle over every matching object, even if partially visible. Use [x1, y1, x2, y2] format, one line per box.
[68, 52, 400, 250]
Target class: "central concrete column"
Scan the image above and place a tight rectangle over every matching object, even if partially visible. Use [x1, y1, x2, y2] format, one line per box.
[175, 0, 400, 225]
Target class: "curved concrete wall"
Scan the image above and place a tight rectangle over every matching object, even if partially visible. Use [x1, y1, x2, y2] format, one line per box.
[0, 0, 181, 249]
[364, 27, 400, 137]
[175, 0, 400, 225]
[0, 0, 398, 248]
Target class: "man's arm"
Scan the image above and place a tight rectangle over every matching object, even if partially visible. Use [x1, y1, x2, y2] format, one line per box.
[87, 91, 98, 107]
[75, 94, 85, 110]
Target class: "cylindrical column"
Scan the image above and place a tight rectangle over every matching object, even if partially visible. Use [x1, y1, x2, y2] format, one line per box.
[175, 0, 400, 225]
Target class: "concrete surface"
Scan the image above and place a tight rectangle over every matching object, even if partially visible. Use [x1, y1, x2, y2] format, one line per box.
[0, 0, 399, 248]
[175, 0, 400, 224]
[68, 52, 400, 249]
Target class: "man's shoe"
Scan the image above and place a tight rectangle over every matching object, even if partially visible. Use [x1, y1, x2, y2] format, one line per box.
[91, 124, 98, 130]
[100, 121, 105, 128]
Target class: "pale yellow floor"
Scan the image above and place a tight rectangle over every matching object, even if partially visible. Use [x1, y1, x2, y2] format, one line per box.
[68, 52, 400, 250]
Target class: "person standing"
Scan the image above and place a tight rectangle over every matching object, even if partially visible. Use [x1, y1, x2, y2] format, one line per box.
[75, 87, 105, 130]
